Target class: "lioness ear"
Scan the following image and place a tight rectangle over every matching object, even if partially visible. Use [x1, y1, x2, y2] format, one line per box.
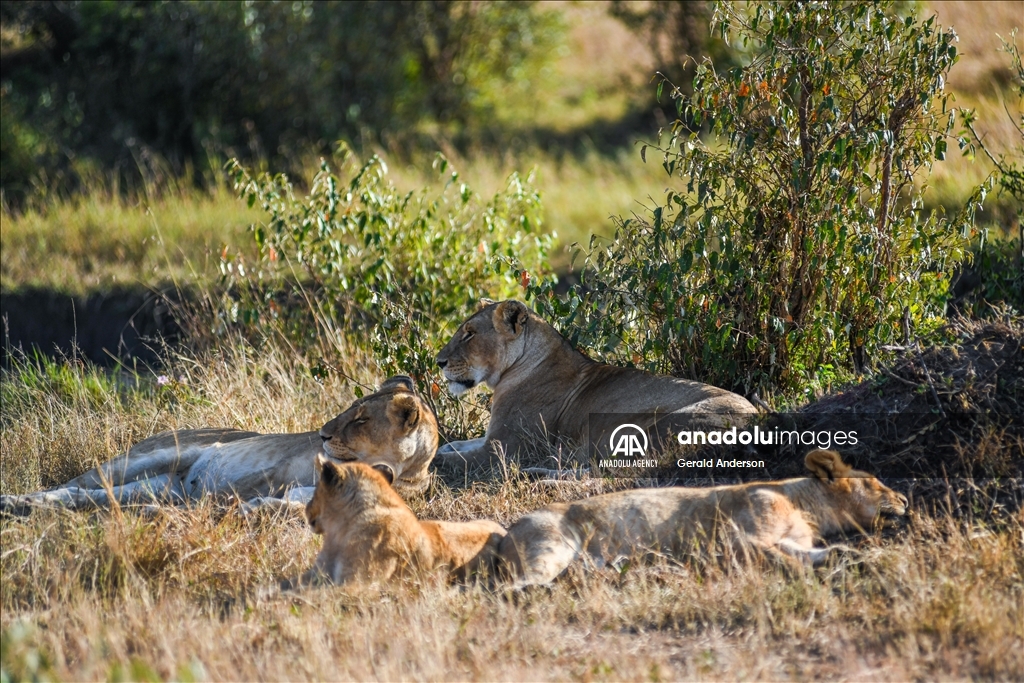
[805, 449, 850, 482]
[388, 393, 421, 431]
[478, 298, 496, 310]
[493, 300, 529, 337]
[372, 463, 396, 486]
[380, 375, 415, 393]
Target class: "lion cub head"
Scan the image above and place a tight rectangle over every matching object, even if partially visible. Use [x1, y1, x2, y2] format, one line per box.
[319, 376, 437, 493]
[301, 456, 410, 585]
[436, 300, 531, 395]
[805, 449, 908, 527]
[305, 456, 400, 536]
[301, 455, 506, 587]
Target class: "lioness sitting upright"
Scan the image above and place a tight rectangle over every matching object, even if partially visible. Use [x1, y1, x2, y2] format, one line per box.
[1, 376, 437, 514]
[497, 449, 908, 586]
[293, 455, 507, 586]
[435, 299, 755, 464]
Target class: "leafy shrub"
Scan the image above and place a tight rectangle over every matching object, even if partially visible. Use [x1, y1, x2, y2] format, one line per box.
[225, 145, 551, 422]
[531, 0, 987, 398]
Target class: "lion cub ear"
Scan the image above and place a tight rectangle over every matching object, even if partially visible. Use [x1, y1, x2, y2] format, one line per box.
[388, 393, 421, 431]
[319, 457, 344, 488]
[493, 300, 529, 337]
[380, 375, 415, 393]
[805, 449, 851, 482]
[372, 463, 396, 486]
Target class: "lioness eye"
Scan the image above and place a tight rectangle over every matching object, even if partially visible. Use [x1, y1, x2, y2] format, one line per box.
[463, 330, 474, 341]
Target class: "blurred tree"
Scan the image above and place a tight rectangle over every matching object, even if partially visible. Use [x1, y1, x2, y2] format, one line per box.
[609, 1, 735, 99]
[0, 1, 558, 200]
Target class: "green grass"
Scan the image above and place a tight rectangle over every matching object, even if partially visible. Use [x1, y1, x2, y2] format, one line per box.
[0, 147, 677, 294]
[0, 184, 263, 295]
[2, 0, 1020, 292]
[2, 1, 1021, 295]
[0, 1, 668, 292]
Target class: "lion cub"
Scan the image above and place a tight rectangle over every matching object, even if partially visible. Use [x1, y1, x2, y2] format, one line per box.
[498, 449, 908, 586]
[294, 455, 506, 586]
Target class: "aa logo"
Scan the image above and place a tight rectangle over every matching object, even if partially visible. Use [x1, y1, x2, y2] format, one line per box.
[609, 424, 649, 457]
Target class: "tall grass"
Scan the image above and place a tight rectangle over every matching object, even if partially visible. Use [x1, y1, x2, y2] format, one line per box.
[2, 497, 1020, 681]
[0, 333, 377, 496]
[0, 146, 676, 296]
[0, 184, 262, 294]
[2, 328, 1022, 680]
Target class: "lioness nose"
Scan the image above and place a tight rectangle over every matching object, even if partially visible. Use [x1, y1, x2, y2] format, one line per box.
[898, 493, 908, 509]
[320, 433, 331, 443]
[437, 357, 447, 369]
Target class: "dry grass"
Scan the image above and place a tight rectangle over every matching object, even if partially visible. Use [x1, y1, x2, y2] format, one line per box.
[2, 333, 1023, 681]
[2, 492, 1021, 681]
[0, 333, 375, 495]
[927, 1, 1023, 94]
[924, 1, 1023, 216]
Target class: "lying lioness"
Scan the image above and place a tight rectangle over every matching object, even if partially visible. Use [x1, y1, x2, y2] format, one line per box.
[435, 299, 755, 465]
[498, 449, 908, 586]
[293, 455, 507, 586]
[0, 376, 437, 514]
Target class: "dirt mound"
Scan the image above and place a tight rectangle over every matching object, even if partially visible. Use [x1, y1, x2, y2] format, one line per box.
[801, 316, 1023, 516]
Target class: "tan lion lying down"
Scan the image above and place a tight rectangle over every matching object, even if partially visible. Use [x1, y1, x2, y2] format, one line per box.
[1, 376, 437, 515]
[291, 455, 506, 587]
[435, 299, 755, 466]
[498, 449, 908, 586]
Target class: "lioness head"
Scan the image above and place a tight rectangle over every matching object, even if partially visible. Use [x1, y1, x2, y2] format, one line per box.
[805, 449, 908, 526]
[306, 455, 398, 535]
[436, 300, 531, 395]
[319, 376, 437, 493]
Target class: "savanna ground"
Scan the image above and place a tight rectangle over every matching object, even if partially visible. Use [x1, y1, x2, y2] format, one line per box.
[2, 2, 1023, 681]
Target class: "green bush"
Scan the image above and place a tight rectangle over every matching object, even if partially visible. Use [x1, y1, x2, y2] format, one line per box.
[531, 0, 987, 398]
[226, 145, 551, 420]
